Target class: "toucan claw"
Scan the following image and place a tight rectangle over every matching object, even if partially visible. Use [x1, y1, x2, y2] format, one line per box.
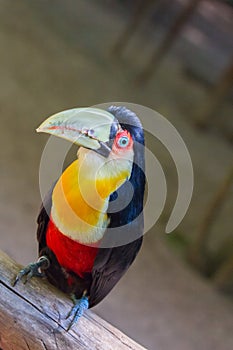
[13, 256, 50, 286]
[66, 295, 89, 331]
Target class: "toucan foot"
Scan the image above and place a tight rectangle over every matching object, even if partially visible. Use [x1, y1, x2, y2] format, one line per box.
[66, 295, 89, 331]
[13, 256, 50, 286]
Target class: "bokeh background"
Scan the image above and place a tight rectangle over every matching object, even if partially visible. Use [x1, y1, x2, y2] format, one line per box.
[0, 0, 233, 349]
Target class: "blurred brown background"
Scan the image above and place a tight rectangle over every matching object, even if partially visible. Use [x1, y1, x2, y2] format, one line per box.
[0, 0, 233, 349]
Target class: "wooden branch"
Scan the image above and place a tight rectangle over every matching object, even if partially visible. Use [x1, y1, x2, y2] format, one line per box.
[136, 0, 202, 83]
[111, 0, 156, 56]
[0, 250, 146, 350]
[194, 58, 233, 129]
[213, 253, 233, 293]
[188, 166, 233, 275]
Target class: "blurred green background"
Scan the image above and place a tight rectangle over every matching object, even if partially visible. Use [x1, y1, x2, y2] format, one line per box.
[0, 1, 232, 349]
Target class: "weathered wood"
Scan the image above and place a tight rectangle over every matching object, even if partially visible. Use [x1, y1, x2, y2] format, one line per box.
[0, 250, 146, 350]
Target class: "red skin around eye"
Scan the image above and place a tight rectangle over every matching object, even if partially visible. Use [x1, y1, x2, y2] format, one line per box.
[113, 130, 133, 152]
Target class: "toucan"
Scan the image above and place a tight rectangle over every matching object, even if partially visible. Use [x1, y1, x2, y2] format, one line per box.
[14, 106, 145, 329]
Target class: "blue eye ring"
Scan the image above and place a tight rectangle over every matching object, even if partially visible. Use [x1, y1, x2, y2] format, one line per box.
[117, 135, 130, 148]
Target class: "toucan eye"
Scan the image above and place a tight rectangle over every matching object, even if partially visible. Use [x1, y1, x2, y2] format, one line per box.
[117, 135, 130, 148]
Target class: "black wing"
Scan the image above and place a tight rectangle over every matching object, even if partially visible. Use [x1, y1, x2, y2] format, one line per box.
[36, 184, 55, 253]
[89, 237, 142, 307]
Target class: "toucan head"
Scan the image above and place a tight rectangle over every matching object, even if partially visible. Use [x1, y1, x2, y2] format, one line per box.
[37, 106, 136, 155]
[36, 106, 145, 193]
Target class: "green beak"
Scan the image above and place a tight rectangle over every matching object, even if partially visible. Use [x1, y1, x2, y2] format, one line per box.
[36, 107, 117, 156]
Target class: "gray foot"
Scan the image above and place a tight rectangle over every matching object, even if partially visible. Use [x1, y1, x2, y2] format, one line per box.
[13, 256, 50, 286]
[66, 294, 89, 331]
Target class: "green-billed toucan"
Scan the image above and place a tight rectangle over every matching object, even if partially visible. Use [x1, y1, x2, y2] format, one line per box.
[14, 106, 145, 329]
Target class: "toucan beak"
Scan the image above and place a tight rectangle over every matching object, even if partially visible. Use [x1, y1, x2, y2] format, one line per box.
[36, 107, 117, 157]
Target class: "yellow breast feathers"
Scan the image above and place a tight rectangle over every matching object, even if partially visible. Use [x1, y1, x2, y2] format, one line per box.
[51, 148, 133, 244]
